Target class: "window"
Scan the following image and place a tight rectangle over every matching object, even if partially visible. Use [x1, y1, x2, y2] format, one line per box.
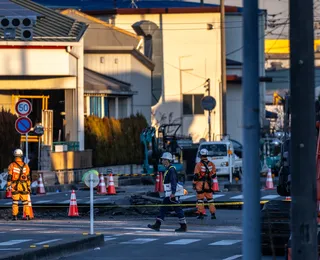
[198, 144, 228, 157]
[90, 96, 102, 117]
[183, 94, 204, 115]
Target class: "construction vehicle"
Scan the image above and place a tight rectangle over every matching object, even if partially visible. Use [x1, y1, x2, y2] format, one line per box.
[261, 93, 320, 256]
[259, 137, 282, 176]
[140, 124, 189, 183]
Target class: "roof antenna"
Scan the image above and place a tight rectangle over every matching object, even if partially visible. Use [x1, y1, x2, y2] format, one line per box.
[130, 0, 138, 8]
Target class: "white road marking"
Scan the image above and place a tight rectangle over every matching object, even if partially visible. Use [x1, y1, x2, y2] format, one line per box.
[261, 195, 280, 200]
[209, 240, 242, 246]
[104, 236, 117, 242]
[230, 195, 243, 200]
[94, 198, 110, 201]
[0, 239, 32, 246]
[165, 239, 201, 245]
[120, 238, 158, 244]
[4, 202, 12, 205]
[0, 248, 21, 251]
[213, 194, 225, 199]
[180, 195, 195, 200]
[222, 255, 243, 260]
[34, 200, 53, 204]
[35, 239, 62, 245]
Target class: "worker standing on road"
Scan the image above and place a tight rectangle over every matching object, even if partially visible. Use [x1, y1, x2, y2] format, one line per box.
[193, 148, 217, 220]
[6, 149, 31, 221]
[148, 152, 187, 232]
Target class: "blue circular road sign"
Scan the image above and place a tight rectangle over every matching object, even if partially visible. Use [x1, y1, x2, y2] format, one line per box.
[15, 117, 32, 135]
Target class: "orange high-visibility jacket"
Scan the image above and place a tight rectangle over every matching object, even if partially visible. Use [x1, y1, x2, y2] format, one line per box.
[7, 158, 31, 194]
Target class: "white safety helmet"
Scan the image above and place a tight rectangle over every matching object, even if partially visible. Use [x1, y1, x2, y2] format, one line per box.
[161, 152, 173, 161]
[13, 149, 23, 157]
[200, 148, 209, 156]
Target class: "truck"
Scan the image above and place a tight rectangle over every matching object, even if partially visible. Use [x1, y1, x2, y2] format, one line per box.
[195, 135, 243, 180]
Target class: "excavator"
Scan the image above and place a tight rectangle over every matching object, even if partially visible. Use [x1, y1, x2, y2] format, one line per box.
[261, 92, 320, 256]
[140, 124, 188, 183]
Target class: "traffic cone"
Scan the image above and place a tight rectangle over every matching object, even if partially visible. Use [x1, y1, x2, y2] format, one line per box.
[212, 176, 220, 192]
[154, 172, 160, 192]
[68, 190, 79, 217]
[37, 173, 46, 195]
[5, 189, 12, 199]
[107, 174, 116, 195]
[285, 196, 291, 201]
[265, 168, 275, 190]
[158, 172, 164, 192]
[97, 174, 107, 194]
[23, 194, 34, 220]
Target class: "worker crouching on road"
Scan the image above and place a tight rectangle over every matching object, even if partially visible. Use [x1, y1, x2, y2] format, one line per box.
[6, 149, 31, 221]
[148, 152, 187, 232]
[193, 148, 217, 220]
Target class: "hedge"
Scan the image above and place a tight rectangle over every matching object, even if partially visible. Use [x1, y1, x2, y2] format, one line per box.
[85, 113, 148, 166]
[0, 108, 20, 171]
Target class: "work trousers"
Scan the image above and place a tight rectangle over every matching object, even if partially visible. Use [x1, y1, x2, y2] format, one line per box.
[156, 197, 186, 224]
[196, 192, 216, 215]
[12, 193, 29, 217]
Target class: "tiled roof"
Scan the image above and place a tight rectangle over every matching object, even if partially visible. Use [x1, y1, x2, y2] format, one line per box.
[0, 0, 87, 42]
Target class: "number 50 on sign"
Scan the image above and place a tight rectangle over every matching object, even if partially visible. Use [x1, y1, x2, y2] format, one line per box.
[15, 99, 32, 117]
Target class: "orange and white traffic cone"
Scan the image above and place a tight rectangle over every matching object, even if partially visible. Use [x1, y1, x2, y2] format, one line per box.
[68, 190, 79, 217]
[23, 194, 34, 220]
[5, 189, 12, 199]
[265, 168, 275, 190]
[97, 174, 107, 194]
[158, 172, 164, 192]
[37, 173, 46, 195]
[154, 172, 160, 192]
[107, 174, 116, 195]
[212, 176, 220, 192]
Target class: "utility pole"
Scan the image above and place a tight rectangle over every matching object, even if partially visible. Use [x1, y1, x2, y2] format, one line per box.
[290, 0, 318, 257]
[242, 0, 261, 259]
[220, 0, 227, 136]
[205, 79, 212, 141]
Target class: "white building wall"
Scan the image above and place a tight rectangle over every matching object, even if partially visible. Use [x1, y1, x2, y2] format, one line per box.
[108, 12, 222, 142]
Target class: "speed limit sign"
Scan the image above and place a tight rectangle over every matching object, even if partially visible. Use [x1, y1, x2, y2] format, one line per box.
[15, 99, 32, 117]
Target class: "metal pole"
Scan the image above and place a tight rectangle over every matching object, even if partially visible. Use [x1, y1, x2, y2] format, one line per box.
[242, 0, 261, 257]
[289, 0, 317, 256]
[25, 133, 29, 164]
[220, 0, 227, 135]
[207, 78, 212, 142]
[37, 138, 41, 171]
[90, 173, 94, 235]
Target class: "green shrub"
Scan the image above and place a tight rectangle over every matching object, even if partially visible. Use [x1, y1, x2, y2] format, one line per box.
[85, 113, 148, 166]
[0, 108, 20, 171]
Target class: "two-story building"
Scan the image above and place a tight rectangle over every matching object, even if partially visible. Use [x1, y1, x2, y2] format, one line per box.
[61, 10, 154, 124]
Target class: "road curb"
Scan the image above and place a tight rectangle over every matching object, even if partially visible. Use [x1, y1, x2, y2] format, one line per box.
[0, 234, 104, 260]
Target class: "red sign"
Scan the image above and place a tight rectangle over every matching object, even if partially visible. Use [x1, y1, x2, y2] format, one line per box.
[15, 99, 32, 117]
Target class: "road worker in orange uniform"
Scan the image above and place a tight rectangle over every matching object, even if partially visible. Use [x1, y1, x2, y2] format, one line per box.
[6, 149, 31, 221]
[193, 148, 217, 220]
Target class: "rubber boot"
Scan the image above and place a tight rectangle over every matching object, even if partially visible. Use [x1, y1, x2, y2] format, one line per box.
[12, 216, 17, 221]
[211, 213, 217, 219]
[175, 223, 187, 232]
[147, 220, 161, 231]
[22, 216, 30, 221]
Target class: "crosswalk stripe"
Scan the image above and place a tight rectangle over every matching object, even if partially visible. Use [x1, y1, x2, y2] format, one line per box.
[35, 239, 62, 245]
[0, 239, 32, 246]
[213, 194, 225, 199]
[120, 238, 158, 244]
[222, 255, 242, 260]
[0, 248, 21, 251]
[165, 239, 201, 245]
[209, 240, 242, 246]
[260, 195, 280, 200]
[180, 195, 195, 200]
[230, 195, 243, 200]
[35, 200, 53, 204]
